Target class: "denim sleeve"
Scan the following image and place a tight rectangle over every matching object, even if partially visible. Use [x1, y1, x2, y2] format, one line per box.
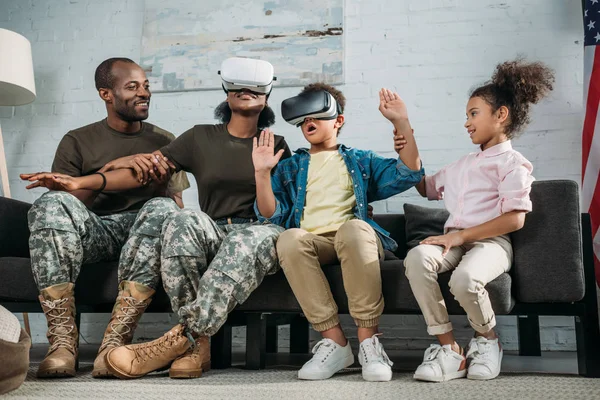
[367, 151, 425, 201]
[254, 170, 292, 227]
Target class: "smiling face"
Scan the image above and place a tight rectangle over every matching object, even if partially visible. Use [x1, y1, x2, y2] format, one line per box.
[108, 61, 151, 122]
[464, 96, 509, 150]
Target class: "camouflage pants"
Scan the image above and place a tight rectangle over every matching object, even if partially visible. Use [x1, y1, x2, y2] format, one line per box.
[160, 209, 284, 336]
[28, 191, 137, 290]
[118, 197, 180, 290]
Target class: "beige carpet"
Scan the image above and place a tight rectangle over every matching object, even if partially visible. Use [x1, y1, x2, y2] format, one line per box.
[5, 363, 600, 399]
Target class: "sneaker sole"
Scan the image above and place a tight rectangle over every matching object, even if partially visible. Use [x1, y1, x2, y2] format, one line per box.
[169, 361, 211, 379]
[298, 354, 354, 380]
[467, 349, 503, 381]
[413, 369, 467, 383]
[363, 368, 393, 382]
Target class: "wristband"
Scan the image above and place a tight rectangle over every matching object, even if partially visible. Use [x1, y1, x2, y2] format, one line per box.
[93, 172, 107, 192]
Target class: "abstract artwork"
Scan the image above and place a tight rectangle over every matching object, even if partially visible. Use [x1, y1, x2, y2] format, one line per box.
[141, 0, 344, 92]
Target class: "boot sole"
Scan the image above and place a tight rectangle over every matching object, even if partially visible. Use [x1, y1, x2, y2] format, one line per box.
[36, 368, 77, 379]
[37, 358, 78, 379]
[91, 368, 116, 379]
[169, 361, 211, 379]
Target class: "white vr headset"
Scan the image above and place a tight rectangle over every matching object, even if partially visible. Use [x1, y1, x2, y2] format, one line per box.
[218, 57, 275, 95]
[281, 90, 342, 126]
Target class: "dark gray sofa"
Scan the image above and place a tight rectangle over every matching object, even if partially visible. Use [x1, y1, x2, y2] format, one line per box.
[1, 180, 599, 377]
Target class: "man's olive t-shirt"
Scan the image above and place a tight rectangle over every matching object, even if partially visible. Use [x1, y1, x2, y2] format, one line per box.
[160, 124, 291, 220]
[52, 119, 190, 215]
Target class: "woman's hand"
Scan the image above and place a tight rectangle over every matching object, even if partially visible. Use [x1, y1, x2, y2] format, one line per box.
[253, 129, 285, 174]
[20, 172, 82, 192]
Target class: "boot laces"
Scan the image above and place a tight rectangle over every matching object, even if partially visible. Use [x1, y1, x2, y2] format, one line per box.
[42, 298, 75, 352]
[133, 330, 182, 362]
[100, 296, 146, 351]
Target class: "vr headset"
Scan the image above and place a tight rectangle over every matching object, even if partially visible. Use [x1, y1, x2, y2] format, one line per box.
[218, 57, 275, 96]
[281, 90, 343, 126]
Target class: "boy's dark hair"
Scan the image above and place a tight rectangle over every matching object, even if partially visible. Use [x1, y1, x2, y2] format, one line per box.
[214, 101, 276, 129]
[301, 82, 346, 134]
[94, 58, 136, 91]
[470, 58, 554, 139]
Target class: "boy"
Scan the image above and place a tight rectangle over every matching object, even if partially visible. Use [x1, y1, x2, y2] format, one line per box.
[252, 83, 423, 381]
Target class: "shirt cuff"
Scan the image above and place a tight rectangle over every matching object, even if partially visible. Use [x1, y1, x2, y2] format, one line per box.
[254, 198, 283, 224]
[501, 197, 532, 213]
[425, 175, 442, 201]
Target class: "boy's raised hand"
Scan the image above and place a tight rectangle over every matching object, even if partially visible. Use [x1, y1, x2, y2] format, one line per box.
[252, 129, 285, 173]
[378, 88, 408, 123]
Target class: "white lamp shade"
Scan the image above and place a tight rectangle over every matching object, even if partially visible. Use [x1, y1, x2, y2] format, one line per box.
[0, 28, 36, 106]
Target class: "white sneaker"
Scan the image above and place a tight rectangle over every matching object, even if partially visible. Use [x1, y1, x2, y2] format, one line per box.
[358, 335, 393, 382]
[466, 336, 503, 380]
[413, 344, 467, 382]
[298, 338, 354, 380]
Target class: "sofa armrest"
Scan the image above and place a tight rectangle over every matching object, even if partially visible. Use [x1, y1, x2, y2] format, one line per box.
[510, 180, 584, 303]
[0, 197, 31, 258]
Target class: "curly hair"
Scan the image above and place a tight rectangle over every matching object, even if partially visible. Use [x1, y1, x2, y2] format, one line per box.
[94, 58, 136, 91]
[301, 82, 346, 134]
[214, 101, 276, 129]
[470, 58, 554, 138]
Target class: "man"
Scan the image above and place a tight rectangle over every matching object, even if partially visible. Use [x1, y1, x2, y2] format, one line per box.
[21, 58, 189, 378]
[22, 58, 290, 380]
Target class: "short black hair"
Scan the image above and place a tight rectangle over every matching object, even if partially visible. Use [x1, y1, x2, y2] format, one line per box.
[214, 101, 276, 129]
[94, 58, 136, 91]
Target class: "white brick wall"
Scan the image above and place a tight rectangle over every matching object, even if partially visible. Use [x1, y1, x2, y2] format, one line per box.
[0, 0, 585, 351]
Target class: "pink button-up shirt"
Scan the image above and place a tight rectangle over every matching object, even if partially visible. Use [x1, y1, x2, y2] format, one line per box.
[425, 141, 534, 232]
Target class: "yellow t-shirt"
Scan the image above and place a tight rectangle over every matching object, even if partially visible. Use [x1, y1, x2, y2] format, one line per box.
[300, 150, 357, 234]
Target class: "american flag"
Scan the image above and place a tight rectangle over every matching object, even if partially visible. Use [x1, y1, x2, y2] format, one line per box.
[583, 0, 600, 286]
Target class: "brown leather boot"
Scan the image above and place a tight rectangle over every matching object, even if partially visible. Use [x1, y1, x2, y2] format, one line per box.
[92, 281, 155, 378]
[105, 324, 191, 379]
[37, 282, 78, 378]
[169, 335, 211, 379]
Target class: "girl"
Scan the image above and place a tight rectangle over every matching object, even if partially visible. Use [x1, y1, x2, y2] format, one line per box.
[404, 59, 554, 382]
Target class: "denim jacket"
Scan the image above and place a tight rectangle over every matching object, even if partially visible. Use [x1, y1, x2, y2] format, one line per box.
[255, 144, 425, 251]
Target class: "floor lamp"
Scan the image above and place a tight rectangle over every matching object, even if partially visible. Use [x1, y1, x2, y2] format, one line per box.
[0, 28, 37, 336]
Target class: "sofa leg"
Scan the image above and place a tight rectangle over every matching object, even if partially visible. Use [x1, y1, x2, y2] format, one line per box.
[211, 325, 232, 369]
[575, 312, 600, 377]
[290, 314, 310, 354]
[266, 325, 278, 353]
[245, 313, 267, 370]
[517, 315, 541, 356]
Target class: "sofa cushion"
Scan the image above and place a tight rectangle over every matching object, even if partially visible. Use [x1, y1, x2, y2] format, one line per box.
[373, 214, 408, 257]
[0, 198, 31, 259]
[240, 260, 514, 315]
[511, 180, 584, 303]
[0, 256, 514, 315]
[403, 203, 449, 250]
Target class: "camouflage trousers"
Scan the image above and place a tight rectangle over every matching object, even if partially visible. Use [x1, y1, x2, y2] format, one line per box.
[28, 191, 138, 290]
[160, 209, 284, 337]
[118, 197, 180, 290]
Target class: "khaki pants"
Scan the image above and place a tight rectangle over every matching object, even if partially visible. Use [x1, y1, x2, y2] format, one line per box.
[404, 234, 513, 335]
[277, 219, 385, 332]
